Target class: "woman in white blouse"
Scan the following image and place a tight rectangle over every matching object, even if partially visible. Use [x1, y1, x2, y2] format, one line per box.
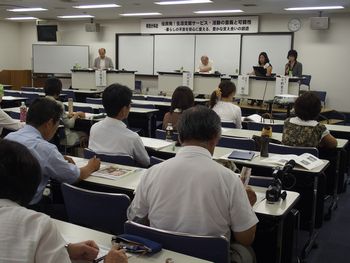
[0, 96, 24, 136]
[0, 139, 127, 263]
[257, 52, 272, 76]
[210, 80, 242, 129]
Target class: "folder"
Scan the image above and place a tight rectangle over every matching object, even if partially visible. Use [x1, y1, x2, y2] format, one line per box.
[228, 150, 255, 161]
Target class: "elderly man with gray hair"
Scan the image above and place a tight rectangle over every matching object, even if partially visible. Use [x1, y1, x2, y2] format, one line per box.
[93, 48, 114, 69]
[197, 55, 214, 73]
[128, 105, 258, 263]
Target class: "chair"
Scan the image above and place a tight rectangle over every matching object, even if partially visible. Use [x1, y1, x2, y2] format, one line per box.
[246, 121, 284, 133]
[61, 183, 130, 235]
[8, 111, 20, 119]
[221, 122, 236, 128]
[312, 91, 327, 107]
[22, 87, 43, 92]
[61, 89, 76, 101]
[299, 75, 312, 91]
[155, 129, 179, 141]
[134, 80, 142, 94]
[23, 92, 40, 105]
[86, 97, 102, 104]
[147, 96, 165, 102]
[83, 148, 138, 167]
[150, 156, 165, 166]
[73, 105, 94, 113]
[4, 91, 22, 97]
[268, 143, 319, 157]
[124, 221, 230, 263]
[218, 136, 255, 150]
[131, 103, 156, 109]
[132, 95, 146, 100]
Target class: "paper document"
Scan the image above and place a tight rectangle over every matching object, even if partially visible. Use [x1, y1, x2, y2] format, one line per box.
[261, 153, 323, 170]
[92, 165, 138, 180]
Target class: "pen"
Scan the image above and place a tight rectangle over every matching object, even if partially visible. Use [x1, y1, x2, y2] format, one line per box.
[93, 255, 106, 263]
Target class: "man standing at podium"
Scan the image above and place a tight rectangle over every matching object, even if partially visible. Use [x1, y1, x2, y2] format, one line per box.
[197, 55, 214, 73]
[93, 48, 114, 70]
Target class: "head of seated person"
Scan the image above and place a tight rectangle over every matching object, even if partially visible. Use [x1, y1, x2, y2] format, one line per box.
[0, 139, 41, 206]
[295, 91, 321, 121]
[163, 86, 194, 130]
[44, 78, 62, 99]
[210, 80, 236, 108]
[102, 83, 132, 121]
[27, 98, 63, 141]
[177, 105, 221, 155]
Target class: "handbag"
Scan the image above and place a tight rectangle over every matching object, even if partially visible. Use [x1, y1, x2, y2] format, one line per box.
[112, 234, 162, 254]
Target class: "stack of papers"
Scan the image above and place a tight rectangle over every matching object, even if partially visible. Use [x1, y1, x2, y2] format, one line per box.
[261, 153, 323, 170]
[92, 165, 138, 180]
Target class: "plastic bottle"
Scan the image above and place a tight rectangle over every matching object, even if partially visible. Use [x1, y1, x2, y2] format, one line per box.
[68, 98, 74, 115]
[19, 102, 27, 122]
[165, 123, 174, 141]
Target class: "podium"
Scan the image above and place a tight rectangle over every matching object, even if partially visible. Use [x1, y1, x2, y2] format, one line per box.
[71, 69, 136, 90]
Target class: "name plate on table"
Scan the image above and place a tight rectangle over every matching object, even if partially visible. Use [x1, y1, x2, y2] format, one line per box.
[275, 76, 289, 95]
[237, 75, 250, 95]
[95, 70, 107, 87]
[182, 71, 194, 90]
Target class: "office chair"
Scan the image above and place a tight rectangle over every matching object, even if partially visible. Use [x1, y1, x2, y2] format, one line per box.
[268, 143, 319, 157]
[221, 122, 236, 128]
[61, 183, 130, 235]
[83, 148, 138, 167]
[124, 221, 230, 263]
[247, 121, 284, 133]
[218, 136, 255, 151]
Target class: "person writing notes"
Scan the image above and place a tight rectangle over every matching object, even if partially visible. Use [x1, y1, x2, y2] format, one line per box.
[285, 49, 302, 77]
[93, 48, 114, 70]
[197, 55, 214, 73]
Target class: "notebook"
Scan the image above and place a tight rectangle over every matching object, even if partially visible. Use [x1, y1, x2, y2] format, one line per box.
[253, 66, 267, 76]
[228, 150, 255, 161]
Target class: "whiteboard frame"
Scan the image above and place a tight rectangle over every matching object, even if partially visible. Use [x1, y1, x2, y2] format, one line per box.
[32, 44, 90, 74]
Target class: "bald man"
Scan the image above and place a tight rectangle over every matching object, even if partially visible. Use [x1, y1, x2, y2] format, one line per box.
[197, 55, 214, 73]
[93, 48, 114, 70]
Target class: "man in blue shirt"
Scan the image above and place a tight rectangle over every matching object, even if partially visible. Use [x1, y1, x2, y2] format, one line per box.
[6, 98, 100, 205]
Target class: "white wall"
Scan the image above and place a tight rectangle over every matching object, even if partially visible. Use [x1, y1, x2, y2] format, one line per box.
[2, 14, 349, 111]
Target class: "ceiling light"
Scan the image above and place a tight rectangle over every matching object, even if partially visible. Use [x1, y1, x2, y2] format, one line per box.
[285, 6, 344, 11]
[120, 12, 162, 16]
[7, 8, 47, 12]
[58, 15, 95, 19]
[155, 0, 212, 5]
[73, 4, 120, 9]
[6, 17, 37, 20]
[194, 9, 244, 14]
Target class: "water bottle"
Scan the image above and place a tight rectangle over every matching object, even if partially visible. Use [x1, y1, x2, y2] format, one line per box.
[19, 102, 27, 122]
[68, 98, 74, 115]
[165, 123, 174, 141]
[288, 69, 293, 77]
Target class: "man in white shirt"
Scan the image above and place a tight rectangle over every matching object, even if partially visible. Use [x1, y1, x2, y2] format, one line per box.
[197, 55, 214, 73]
[89, 83, 150, 167]
[128, 105, 258, 262]
[93, 48, 114, 70]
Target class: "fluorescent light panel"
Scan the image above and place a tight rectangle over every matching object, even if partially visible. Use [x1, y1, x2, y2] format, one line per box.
[6, 17, 37, 20]
[285, 6, 344, 11]
[194, 9, 243, 14]
[120, 12, 162, 16]
[155, 0, 212, 5]
[58, 15, 94, 18]
[73, 4, 120, 9]
[7, 7, 47, 12]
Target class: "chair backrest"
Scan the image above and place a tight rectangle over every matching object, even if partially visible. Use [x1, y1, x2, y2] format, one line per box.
[86, 97, 103, 104]
[150, 156, 165, 166]
[249, 175, 274, 187]
[73, 105, 94, 113]
[155, 129, 179, 141]
[124, 221, 230, 263]
[4, 91, 22, 97]
[83, 148, 138, 166]
[312, 91, 326, 106]
[147, 96, 165, 102]
[8, 111, 20, 119]
[131, 103, 156, 109]
[246, 121, 284, 133]
[269, 143, 319, 157]
[300, 75, 312, 87]
[132, 95, 146, 100]
[218, 136, 255, 150]
[61, 89, 76, 101]
[221, 122, 236, 128]
[61, 183, 130, 235]
[23, 92, 40, 105]
[134, 80, 142, 93]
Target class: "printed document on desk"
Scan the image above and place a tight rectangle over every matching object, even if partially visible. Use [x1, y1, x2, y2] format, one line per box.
[92, 165, 139, 180]
[261, 153, 324, 170]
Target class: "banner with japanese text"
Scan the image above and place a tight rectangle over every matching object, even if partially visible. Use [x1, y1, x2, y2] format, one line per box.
[141, 16, 258, 34]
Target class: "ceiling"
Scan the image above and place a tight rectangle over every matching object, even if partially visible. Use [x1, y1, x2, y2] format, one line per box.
[0, 0, 349, 21]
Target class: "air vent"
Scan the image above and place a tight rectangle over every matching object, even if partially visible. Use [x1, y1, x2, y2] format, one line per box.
[243, 4, 257, 7]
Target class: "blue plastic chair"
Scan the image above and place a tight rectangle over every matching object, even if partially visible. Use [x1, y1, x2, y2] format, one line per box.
[312, 91, 327, 107]
[218, 136, 255, 150]
[73, 105, 94, 113]
[83, 148, 138, 167]
[221, 122, 236, 128]
[61, 183, 130, 235]
[268, 143, 319, 157]
[300, 75, 312, 90]
[61, 89, 76, 101]
[131, 103, 156, 109]
[247, 121, 284, 133]
[147, 96, 165, 102]
[155, 129, 179, 141]
[124, 221, 230, 263]
[86, 97, 103, 104]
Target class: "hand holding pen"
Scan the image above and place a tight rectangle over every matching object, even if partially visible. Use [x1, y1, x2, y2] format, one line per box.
[93, 245, 128, 263]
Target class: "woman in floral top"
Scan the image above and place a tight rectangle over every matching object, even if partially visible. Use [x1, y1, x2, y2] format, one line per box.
[282, 91, 337, 148]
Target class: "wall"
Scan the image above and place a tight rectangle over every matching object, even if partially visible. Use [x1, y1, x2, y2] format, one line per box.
[0, 21, 21, 70]
[3, 13, 350, 111]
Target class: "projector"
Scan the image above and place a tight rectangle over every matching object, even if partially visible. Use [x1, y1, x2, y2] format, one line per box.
[274, 94, 298, 104]
[85, 23, 100, 32]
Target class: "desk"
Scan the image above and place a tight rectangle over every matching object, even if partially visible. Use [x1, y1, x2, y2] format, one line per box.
[54, 219, 211, 263]
[62, 88, 102, 102]
[71, 69, 136, 90]
[1, 96, 28, 108]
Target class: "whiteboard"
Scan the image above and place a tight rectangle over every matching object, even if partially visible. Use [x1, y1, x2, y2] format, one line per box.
[154, 35, 195, 73]
[241, 34, 292, 75]
[195, 35, 241, 75]
[33, 45, 89, 74]
[118, 35, 154, 75]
